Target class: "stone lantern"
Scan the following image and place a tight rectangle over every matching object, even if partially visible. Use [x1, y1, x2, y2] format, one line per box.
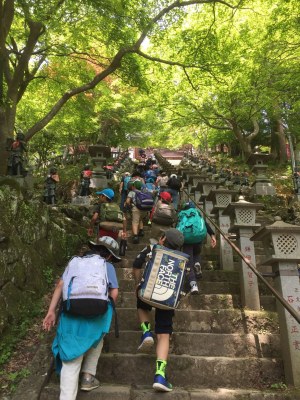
[188, 173, 212, 204]
[197, 180, 220, 216]
[247, 150, 276, 196]
[88, 143, 111, 189]
[223, 196, 263, 309]
[251, 217, 300, 386]
[207, 188, 237, 271]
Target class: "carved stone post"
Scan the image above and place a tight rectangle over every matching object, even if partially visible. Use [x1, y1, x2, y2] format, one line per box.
[251, 217, 300, 386]
[207, 188, 237, 271]
[223, 196, 262, 309]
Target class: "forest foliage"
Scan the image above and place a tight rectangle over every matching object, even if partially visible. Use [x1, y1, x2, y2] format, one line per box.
[1, 0, 300, 172]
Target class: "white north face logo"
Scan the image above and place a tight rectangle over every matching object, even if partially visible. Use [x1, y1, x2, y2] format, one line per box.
[152, 259, 177, 301]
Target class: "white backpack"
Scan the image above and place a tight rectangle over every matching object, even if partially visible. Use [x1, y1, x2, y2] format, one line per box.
[62, 254, 109, 317]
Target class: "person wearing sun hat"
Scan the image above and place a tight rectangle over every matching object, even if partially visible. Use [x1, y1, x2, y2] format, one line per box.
[42, 236, 119, 397]
[88, 188, 127, 241]
[88, 236, 122, 263]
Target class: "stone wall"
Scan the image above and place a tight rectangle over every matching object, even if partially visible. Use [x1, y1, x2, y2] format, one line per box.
[0, 179, 88, 337]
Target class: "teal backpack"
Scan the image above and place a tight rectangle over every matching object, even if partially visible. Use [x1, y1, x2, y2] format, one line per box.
[176, 208, 207, 244]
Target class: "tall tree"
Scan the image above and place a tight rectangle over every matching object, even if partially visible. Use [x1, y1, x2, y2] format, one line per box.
[0, 0, 242, 175]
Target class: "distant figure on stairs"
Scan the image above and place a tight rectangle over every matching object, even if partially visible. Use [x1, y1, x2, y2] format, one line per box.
[44, 167, 60, 205]
[79, 164, 92, 196]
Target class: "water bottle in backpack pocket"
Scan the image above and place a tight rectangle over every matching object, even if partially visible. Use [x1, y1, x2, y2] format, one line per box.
[176, 208, 207, 244]
[62, 255, 109, 317]
[119, 238, 127, 256]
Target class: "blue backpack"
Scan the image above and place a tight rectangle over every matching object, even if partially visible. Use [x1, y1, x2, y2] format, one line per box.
[123, 176, 131, 191]
[176, 208, 207, 244]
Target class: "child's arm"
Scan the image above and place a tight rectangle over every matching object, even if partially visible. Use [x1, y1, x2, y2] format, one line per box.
[109, 288, 118, 304]
[42, 279, 63, 331]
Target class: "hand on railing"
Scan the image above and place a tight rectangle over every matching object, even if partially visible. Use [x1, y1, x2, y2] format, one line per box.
[210, 235, 217, 248]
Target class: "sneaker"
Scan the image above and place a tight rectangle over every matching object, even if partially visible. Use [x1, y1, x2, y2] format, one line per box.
[137, 331, 154, 352]
[80, 375, 100, 392]
[132, 235, 139, 244]
[190, 281, 199, 295]
[194, 262, 202, 278]
[138, 229, 144, 237]
[153, 374, 173, 392]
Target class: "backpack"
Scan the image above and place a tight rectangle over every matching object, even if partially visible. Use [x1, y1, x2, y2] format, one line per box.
[123, 176, 131, 191]
[62, 254, 109, 316]
[176, 208, 207, 244]
[168, 177, 181, 191]
[159, 176, 169, 186]
[145, 170, 156, 180]
[135, 190, 155, 210]
[145, 182, 156, 194]
[152, 203, 175, 226]
[99, 203, 124, 230]
[138, 245, 189, 310]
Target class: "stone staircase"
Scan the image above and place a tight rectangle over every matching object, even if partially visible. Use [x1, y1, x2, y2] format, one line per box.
[39, 227, 300, 400]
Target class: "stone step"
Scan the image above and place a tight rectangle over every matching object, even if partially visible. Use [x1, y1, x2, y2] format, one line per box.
[104, 331, 280, 357]
[116, 292, 241, 309]
[95, 354, 283, 389]
[115, 267, 240, 283]
[40, 383, 300, 400]
[116, 291, 275, 312]
[118, 279, 241, 294]
[114, 308, 279, 334]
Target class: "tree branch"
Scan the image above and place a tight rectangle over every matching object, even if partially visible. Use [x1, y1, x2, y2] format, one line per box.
[25, 0, 241, 139]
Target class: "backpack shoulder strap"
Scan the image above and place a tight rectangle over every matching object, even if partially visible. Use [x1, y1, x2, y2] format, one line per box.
[108, 296, 119, 338]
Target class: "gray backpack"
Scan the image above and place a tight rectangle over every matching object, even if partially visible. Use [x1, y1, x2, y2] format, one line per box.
[62, 254, 109, 317]
[152, 203, 175, 226]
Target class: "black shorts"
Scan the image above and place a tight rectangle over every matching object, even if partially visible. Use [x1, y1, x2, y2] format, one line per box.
[137, 297, 174, 335]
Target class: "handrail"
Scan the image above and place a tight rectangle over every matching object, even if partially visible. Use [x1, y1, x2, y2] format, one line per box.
[182, 189, 300, 324]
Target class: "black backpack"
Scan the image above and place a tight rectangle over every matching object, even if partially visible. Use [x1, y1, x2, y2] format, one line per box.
[168, 177, 181, 191]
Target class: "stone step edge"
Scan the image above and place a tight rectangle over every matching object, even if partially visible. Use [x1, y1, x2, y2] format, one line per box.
[99, 353, 282, 362]
[107, 329, 280, 337]
[41, 382, 300, 399]
[114, 307, 278, 316]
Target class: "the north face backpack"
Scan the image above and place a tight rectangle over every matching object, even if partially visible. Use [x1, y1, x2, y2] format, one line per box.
[62, 254, 109, 316]
[152, 203, 176, 226]
[138, 245, 189, 310]
[135, 190, 155, 210]
[99, 203, 124, 230]
[176, 208, 207, 244]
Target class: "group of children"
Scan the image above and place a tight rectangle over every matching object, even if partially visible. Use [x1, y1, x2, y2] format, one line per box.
[43, 155, 217, 399]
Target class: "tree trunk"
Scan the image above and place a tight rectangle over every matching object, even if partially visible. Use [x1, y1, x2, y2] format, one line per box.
[277, 118, 287, 164]
[231, 125, 252, 160]
[0, 108, 11, 175]
[270, 117, 278, 160]
[270, 117, 287, 164]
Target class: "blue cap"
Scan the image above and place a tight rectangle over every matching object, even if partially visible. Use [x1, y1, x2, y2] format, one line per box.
[95, 188, 115, 200]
